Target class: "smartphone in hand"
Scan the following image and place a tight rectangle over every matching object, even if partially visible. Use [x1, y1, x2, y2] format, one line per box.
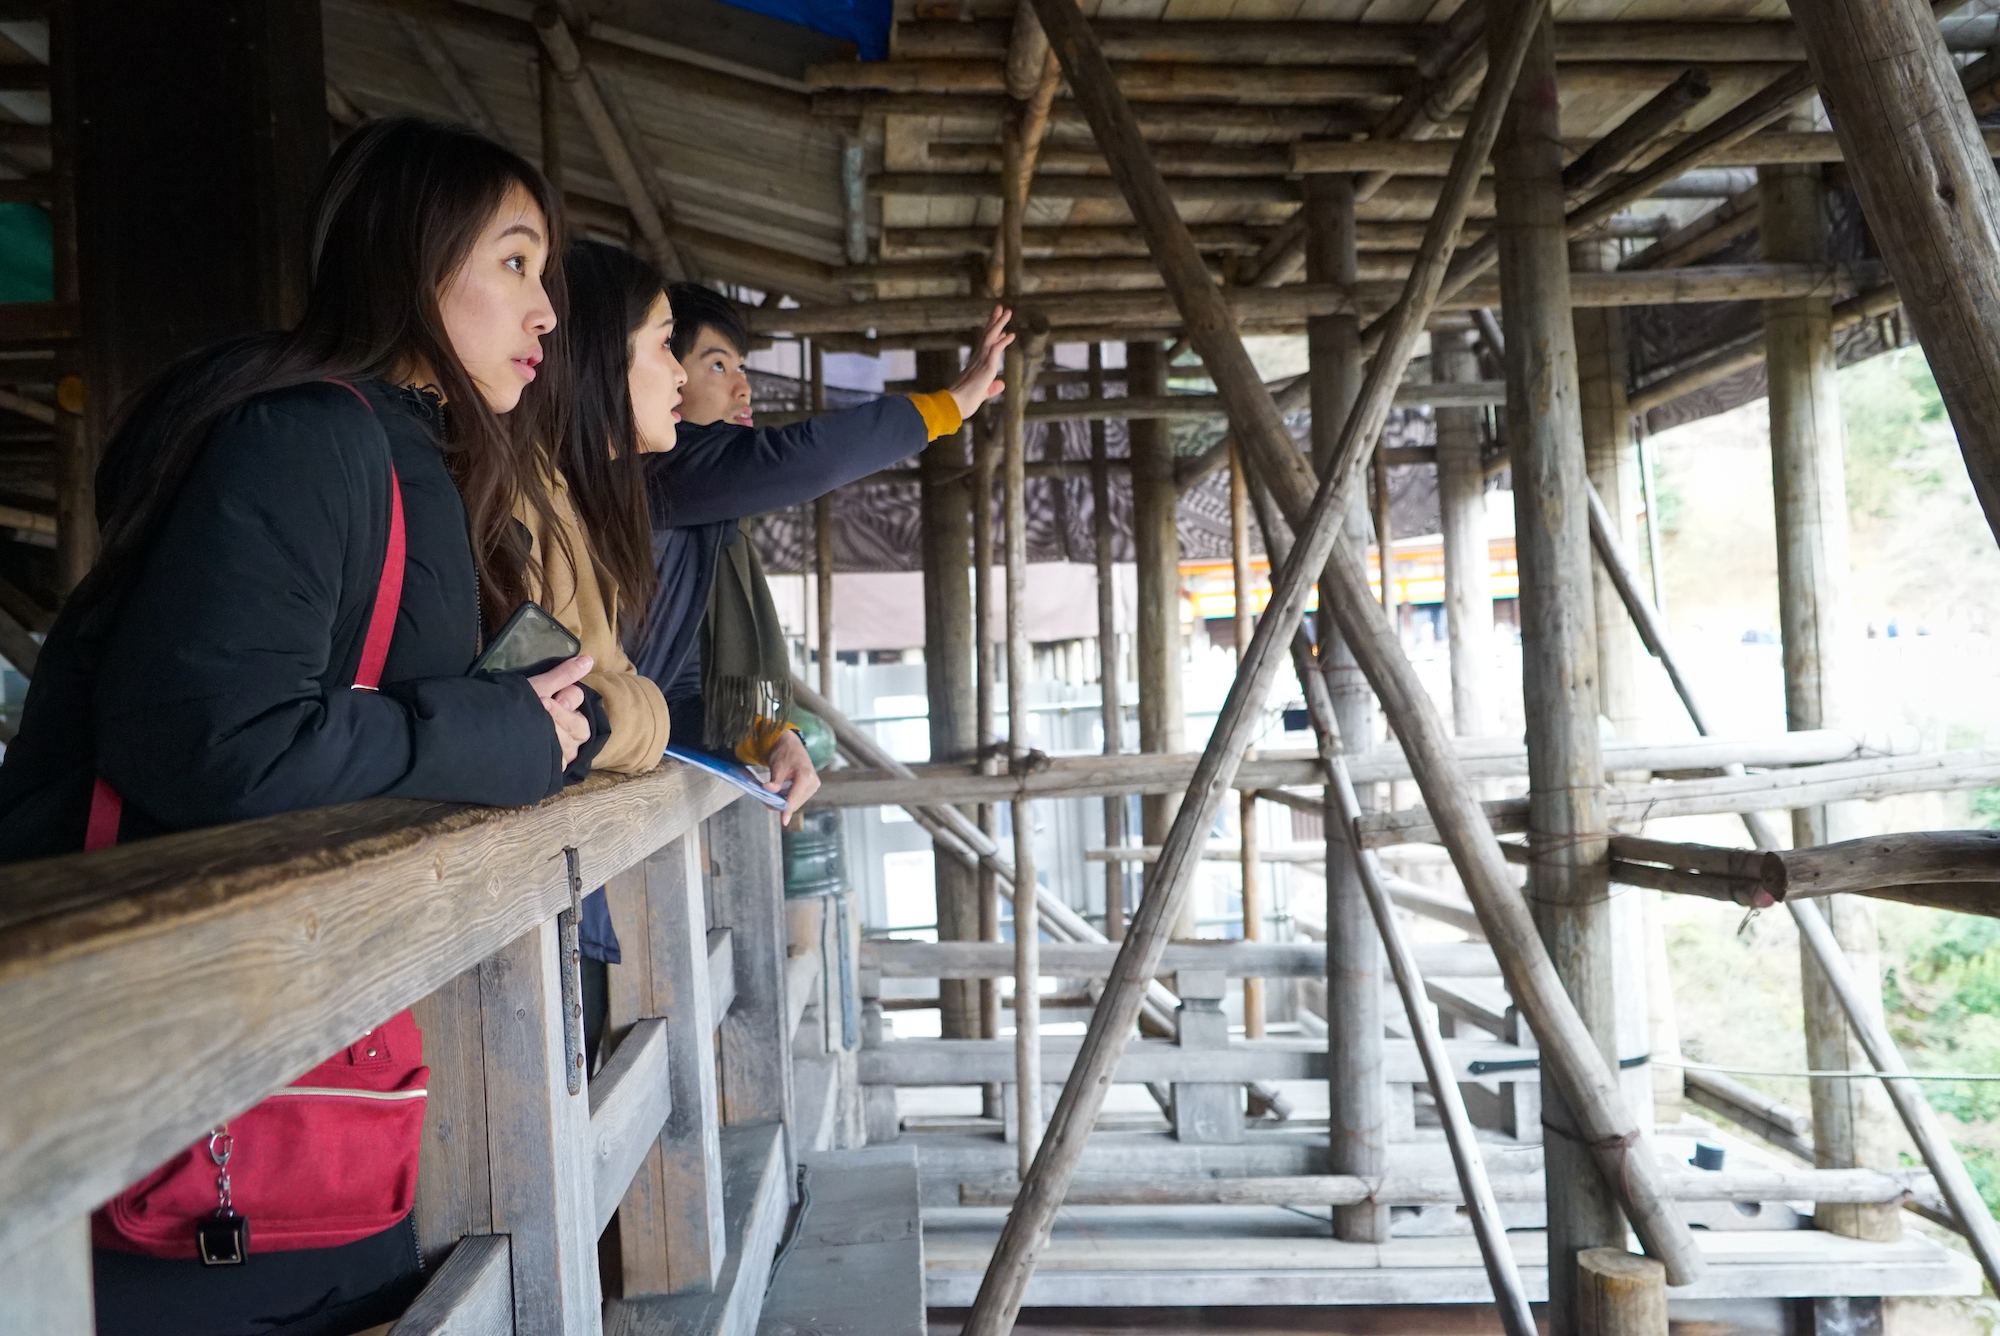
[469, 601, 581, 677]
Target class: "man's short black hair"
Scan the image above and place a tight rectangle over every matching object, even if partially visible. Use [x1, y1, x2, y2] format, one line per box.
[667, 283, 750, 364]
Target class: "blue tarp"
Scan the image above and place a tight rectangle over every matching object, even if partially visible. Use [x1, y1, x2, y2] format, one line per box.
[717, 0, 891, 60]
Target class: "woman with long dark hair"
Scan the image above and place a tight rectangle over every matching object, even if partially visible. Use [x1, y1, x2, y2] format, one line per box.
[555, 244, 1007, 826]
[0, 118, 604, 1334]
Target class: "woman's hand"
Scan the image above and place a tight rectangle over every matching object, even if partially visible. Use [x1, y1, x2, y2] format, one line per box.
[946, 306, 1016, 422]
[528, 654, 595, 770]
[765, 728, 822, 830]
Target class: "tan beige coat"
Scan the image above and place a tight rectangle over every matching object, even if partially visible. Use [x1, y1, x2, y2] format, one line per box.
[513, 472, 671, 774]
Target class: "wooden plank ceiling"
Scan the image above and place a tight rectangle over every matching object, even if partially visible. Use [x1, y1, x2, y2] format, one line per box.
[320, 0, 1993, 311]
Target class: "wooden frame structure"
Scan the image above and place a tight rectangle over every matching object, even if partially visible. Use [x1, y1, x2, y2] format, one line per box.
[13, 1, 2000, 1333]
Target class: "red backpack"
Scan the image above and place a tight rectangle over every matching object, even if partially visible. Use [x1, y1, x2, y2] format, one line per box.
[90, 382, 429, 1263]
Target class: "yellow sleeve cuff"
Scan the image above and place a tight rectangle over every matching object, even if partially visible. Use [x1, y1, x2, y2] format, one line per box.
[734, 718, 800, 766]
[908, 390, 964, 441]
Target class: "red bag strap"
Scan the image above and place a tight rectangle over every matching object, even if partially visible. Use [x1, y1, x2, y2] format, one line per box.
[84, 380, 404, 850]
[352, 467, 405, 692]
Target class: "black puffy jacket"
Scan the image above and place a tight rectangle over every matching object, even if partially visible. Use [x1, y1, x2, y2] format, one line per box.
[0, 378, 604, 863]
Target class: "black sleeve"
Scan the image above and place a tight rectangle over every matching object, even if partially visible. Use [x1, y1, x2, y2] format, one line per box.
[95, 392, 563, 829]
[646, 396, 930, 528]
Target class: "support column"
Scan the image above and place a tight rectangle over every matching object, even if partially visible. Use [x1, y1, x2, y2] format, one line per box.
[1305, 170, 1386, 1244]
[1495, 14, 1623, 1329]
[1572, 236, 1657, 1133]
[919, 347, 980, 1040]
[1129, 338, 1185, 924]
[1571, 237, 1645, 746]
[1090, 343, 1131, 940]
[1433, 325, 1492, 739]
[1762, 131, 1900, 1242]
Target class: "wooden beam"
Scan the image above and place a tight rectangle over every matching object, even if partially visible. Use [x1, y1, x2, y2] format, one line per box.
[813, 90, 1368, 141]
[892, 19, 1819, 65]
[390, 1232, 512, 1336]
[956, 1166, 1936, 1207]
[810, 728, 1895, 810]
[396, 13, 504, 141]
[862, 1034, 1534, 1085]
[1358, 749, 2000, 847]
[1295, 127, 2000, 174]
[860, 936, 1498, 980]
[809, 58, 1411, 101]
[1022, 380, 1505, 421]
[533, 7, 689, 280]
[750, 263, 1884, 337]
[1788, 0, 2000, 550]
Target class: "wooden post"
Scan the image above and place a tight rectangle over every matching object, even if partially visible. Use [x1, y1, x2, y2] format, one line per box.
[1571, 235, 1656, 1138]
[481, 920, 601, 1335]
[602, 839, 726, 1295]
[708, 797, 794, 1140]
[973, 418, 1004, 1111]
[1434, 325, 1492, 737]
[1787, 0, 2000, 549]
[920, 346, 982, 1042]
[1373, 438, 1397, 621]
[1229, 447, 1264, 1038]
[1571, 237, 1643, 747]
[1305, 168, 1387, 1245]
[1090, 342, 1130, 941]
[1129, 337, 1185, 917]
[1760, 128, 1899, 1243]
[1577, 1248, 1668, 1336]
[1495, 11, 1625, 1327]
[1003, 323, 1045, 1173]
[813, 344, 834, 700]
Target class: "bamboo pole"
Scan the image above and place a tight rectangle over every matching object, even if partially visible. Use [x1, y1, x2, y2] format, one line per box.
[811, 345, 833, 701]
[1434, 326, 1492, 737]
[964, 2, 1700, 1328]
[1089, 344, 1129, 942]
[1788, 0, 2000, 549]
[1229, 446, 1264, 1038]
[1129, 339, 1183, 903]
[531, 6, 688, 281]
[1004, 318, 1051, 1172]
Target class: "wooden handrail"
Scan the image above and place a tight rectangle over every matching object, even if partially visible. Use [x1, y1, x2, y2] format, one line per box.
[0, 761, 737, 1267]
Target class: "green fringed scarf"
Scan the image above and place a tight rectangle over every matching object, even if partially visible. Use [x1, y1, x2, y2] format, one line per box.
[701, 520, 793, 754]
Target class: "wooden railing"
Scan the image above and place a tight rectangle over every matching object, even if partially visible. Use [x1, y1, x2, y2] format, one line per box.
[0, 761, 838, 1335]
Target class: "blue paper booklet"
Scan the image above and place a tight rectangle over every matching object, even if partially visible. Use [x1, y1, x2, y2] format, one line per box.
[663, 745, 789, 811]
